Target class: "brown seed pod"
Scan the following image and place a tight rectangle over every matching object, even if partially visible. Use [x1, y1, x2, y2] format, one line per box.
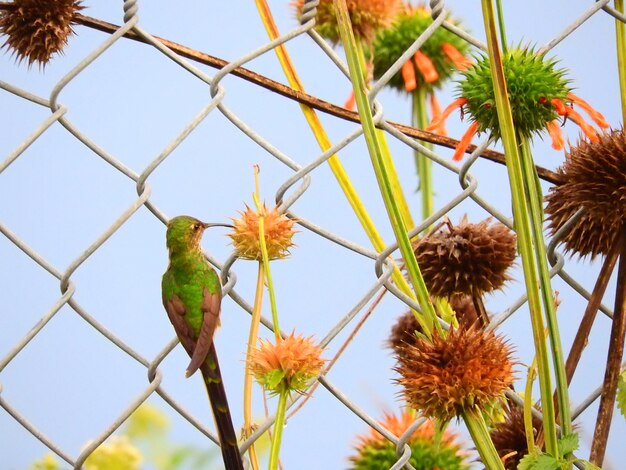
[394, 326, 515, 422]
[545, 129, 626, 259]
[388, 296, 480, 357]
[490, 403, 543, 470]
[0, 0, 83, 65]
[413, 217, 517, 298]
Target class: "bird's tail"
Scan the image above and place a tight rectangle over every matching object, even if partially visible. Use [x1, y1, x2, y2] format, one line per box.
[200, 343, 245, 470]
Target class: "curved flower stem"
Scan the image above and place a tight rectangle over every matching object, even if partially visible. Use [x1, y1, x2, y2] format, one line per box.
[413, 88, 434, 224]
[268, 389, 289, 470]
[615, 0, 626, 121]
[253, 0, 420, 315]
[524, 359, 539, 454]
[463, 408, 505, 470]
[495, 0, 508, 54]
[333, 0, 439, 337]
[480, 0, 559, 457]
[242, 262, 265, 470]
[519, 140, 572, 439]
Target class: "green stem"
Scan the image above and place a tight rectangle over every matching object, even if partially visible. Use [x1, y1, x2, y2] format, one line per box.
[333, 0, 440, 337]
[463, 408, 506, 470]
[413, 89, 433, 223]
[258, 215, 281, 342]
[519, 139, 572, 439]
[524, 360, 539, 454]
[479, 0, 559, 457]
[615, 0, 626, 121]
[268, 389, 288, 470]
[495, 0, 508, 53]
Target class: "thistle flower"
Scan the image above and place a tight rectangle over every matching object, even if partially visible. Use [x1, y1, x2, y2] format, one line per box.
[292, 0, 400, 44]
[0, 0, 83, 65]
[490, 403, 543, 470]
[427, 47, 609, 161]
[412, 216, 517, 298]
[228, 203, 296, 261]
[545, 129, 626, 258]
[84, 436, 143, 470]
[371, 3, 471, 94]
[394, 326, 515, 422]
[349, 410, 468, 469]
[247, 332, 326, 395]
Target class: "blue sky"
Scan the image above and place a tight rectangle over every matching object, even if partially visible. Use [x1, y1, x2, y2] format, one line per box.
[1, 1, 625, 468]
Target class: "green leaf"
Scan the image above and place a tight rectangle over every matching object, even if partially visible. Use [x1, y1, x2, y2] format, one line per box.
[265, 369, 286, 391]
[618, 370, 626, 419]
[518, 452, 560, 470]
[557, 432, 579, 455]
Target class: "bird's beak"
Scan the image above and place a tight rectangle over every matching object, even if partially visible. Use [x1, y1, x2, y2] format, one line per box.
[202, 222, 234, 230]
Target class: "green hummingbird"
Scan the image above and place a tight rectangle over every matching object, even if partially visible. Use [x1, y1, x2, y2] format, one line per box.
[162, 215, 244, 470]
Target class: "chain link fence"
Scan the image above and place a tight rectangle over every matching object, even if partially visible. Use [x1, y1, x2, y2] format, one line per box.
[2, 0, 625, 468]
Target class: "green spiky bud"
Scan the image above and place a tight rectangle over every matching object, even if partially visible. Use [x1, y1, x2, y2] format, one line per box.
[371, 5, 471, 93]
[349, 412, 468, 470]
[459, 47, 570, 140]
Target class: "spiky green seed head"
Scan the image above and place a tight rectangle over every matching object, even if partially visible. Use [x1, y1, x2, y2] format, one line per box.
[349, 412, 468, 470]
[458, 47, 571, 140]
[371, 5, 470, 92]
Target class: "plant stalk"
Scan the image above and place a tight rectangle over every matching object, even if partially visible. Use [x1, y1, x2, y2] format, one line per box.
[242, 263, 265, 470]
[413, 89, 434, 223]
[590, 226, 626, 466]
[268, 390, 289, 470]
[463, 408, 506, 470]
[479, 0, 559, 456]
[332, 0, 439, 336]
[615, 0, 626, 121]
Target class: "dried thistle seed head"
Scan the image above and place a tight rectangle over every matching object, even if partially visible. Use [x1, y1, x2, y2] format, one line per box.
[490, 403, 543, 470]
[371, 3, 471, 93]
[292, 0, 400, 45]
[349, 410, 468, 470]
[228, 204, 296, 261]
[247, 332, 326, 395]
[394, 326, 515, 422]
[0, 0, 83, 65]
[545, 129, 626, 258]
[388, 297, 479, 357]
[413, 217, 517, 298]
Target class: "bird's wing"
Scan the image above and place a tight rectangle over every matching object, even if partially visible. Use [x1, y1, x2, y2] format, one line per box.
[185, 286, 221, 378]
[163, 293, 197, 358]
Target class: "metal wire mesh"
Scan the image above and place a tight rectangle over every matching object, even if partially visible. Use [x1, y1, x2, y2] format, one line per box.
[1, 0, 625, 468]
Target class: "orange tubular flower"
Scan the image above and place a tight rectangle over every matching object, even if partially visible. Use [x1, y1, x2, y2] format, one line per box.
[453, 121, 479, 161]
[344, 90, 356, 110]
[413, 50, 439, 83]
[567, 93, 610, 129]
[426, 97, 467, 132]
[429, 94, 447, 136]
[441, 42, 472, 71]
[402, 60, 417, 91]
[546, 120, 565, 150]
[551, 98, 600, 143]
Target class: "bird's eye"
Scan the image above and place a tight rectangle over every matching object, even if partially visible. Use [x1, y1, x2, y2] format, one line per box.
[193, 223, 200, 231]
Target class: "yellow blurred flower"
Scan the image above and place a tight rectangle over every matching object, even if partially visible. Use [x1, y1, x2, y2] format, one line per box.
[124, 403, 169, 439]
[84, 436, 143, 470]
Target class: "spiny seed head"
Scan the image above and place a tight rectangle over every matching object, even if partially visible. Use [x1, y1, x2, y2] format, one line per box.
[292, 0, 400, 45]
[228, 204, 296, 261]
[349, 410, 468, 470]
[413, 216, 517, 298]
[247, 332, 326, 395]
[459, 46, 570, 140]
[0, 0, 83, 65]
[388, 296, 480, 356]
[394, 326, 515, 422]
[490, 403, 543, 470]
[371, 3, 470, 92]
[545, 129, 626, 259]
